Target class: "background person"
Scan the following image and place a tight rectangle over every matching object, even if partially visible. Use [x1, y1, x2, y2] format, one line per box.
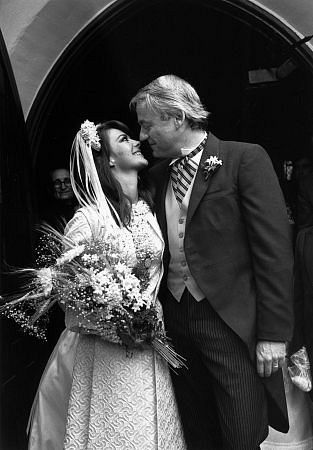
[41, 166, 78, 230]
[34, 167, 79, 350]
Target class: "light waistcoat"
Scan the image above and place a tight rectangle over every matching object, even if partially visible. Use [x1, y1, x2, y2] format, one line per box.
[166, 137, 206, 302]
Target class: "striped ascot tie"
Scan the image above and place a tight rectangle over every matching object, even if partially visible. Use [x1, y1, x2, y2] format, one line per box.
[171, 135, 207, 204]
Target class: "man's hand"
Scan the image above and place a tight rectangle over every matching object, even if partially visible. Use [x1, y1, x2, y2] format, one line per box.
[256, 341, 286, 377]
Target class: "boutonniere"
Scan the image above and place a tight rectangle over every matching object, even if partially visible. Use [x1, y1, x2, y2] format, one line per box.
[202, 156, 223, 180]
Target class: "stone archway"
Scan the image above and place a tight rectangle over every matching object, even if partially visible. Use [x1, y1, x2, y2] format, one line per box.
[0, 0, 117, 116]
[17, 0, 312, 163]
[0, 0, 312, 120]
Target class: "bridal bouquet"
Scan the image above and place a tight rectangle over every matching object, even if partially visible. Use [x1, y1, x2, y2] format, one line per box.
[0, 229, 185, 370]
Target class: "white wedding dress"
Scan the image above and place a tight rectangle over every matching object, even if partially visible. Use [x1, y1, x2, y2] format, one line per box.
[28, 201, 186, 450]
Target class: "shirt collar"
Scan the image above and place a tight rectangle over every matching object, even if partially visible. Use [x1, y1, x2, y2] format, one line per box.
[169, 131, 207, 166]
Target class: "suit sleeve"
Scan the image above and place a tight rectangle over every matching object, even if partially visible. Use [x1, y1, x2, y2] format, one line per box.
[238, 145, 294, 342]
[289, 231, 305, 354]
[297, 177, 313, 230]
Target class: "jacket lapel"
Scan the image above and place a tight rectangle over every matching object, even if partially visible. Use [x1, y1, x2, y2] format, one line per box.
[186, 133, 221, 228]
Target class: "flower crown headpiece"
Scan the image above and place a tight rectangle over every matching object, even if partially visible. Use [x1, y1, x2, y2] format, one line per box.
[80, 120, 101, 151]
[70, 120, 121, 228]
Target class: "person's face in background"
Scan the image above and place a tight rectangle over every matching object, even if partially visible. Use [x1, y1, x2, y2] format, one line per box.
[51, 168, 74, 201]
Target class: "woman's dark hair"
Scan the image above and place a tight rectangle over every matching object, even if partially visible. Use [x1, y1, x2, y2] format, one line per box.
[94, 120, 154, 226]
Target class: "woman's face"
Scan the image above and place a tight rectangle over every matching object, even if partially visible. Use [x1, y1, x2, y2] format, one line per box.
[106, 128, 148, 172]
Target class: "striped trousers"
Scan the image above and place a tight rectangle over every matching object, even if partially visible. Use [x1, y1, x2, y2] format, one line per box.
[162, 289, 269, 450]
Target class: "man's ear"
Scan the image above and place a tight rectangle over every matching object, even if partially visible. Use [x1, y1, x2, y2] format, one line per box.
[174, 110, 186, 129]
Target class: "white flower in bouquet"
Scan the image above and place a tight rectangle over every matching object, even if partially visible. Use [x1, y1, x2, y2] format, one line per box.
[37, 267, 54, 296]
[94, 268, 113, 285]
[57, 244, 85, 265]
[91, 269, 113, 296]
[91, 254, 99, 263]
[121, 273, 141, 295]
[131, 300, 145, 313]
[114, 262, 131, 277]
[141, 292, 153, 310]
[81, 253, 91, 263]
[103, 281, 123, 307]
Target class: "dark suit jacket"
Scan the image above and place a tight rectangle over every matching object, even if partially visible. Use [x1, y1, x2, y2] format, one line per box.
[292, 227, 313, 401]
[297, 173, 313, 230]
[150, 132, 294, 431]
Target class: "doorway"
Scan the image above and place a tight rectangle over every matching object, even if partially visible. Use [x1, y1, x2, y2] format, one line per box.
[27, 0, 313, 224]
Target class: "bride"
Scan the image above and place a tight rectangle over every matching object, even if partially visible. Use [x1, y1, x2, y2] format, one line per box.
[27, 120, 186, 449]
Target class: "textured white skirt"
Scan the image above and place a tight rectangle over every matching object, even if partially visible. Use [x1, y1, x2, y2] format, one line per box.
[28, 329, 186, 450]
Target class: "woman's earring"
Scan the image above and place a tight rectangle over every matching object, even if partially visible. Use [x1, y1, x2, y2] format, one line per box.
[109, 159, 115, 167]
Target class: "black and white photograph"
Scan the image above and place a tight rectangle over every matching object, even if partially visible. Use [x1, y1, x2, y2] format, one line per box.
[1, 1, 313, 449]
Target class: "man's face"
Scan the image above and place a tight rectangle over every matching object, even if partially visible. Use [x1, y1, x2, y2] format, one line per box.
[136, 103, 180, 159]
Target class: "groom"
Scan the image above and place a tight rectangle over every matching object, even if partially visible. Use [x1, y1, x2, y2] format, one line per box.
[130, 75, 294, 449]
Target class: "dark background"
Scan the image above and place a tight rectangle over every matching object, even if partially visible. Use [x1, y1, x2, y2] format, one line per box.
[35, 0, 313, 210]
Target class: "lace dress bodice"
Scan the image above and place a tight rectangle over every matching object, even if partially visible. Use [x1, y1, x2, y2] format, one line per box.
[64, 200, 163, 293]
[128, 200, 164, 308]
[64, 200, 164, 339]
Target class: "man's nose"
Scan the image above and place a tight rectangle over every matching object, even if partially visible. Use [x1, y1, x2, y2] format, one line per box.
[140, 128, 148, 141]
[59, 181, 68, 190]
